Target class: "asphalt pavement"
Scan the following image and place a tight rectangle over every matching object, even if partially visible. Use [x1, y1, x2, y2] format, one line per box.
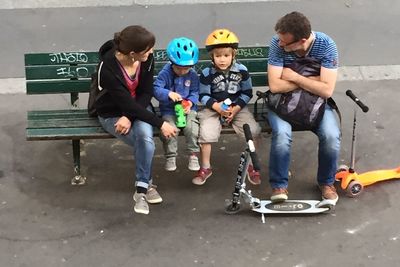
[1, 80, 400, 267]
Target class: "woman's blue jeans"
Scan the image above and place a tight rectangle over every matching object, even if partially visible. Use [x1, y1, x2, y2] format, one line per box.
[267, 105, 341, 189]
[98, 116, 155, 189]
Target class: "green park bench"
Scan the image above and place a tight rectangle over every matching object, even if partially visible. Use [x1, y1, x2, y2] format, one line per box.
[24, 46, 270, 185]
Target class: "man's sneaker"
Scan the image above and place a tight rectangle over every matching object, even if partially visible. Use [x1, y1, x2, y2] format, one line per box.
[192, 168, 212, 185]
[188, 154, 200, 171]
[133, 192, 149, 215]
[247, 164, 261, 185]
[270, 188, 288, 203]
[165, 157, 176, 171]
[146, 184, 162, 204]
[317, 184, 339, 208]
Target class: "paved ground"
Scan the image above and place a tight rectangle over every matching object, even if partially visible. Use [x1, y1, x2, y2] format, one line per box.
[1, 0, 400, 266]
[1, 80, 400, 267]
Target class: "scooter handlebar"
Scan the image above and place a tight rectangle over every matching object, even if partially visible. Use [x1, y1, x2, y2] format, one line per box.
[346, 90, 369, 113]
[243, 124, 261, 171]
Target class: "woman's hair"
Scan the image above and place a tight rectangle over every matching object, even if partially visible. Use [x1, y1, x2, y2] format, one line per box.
[274, 11, 311, 41]
[114, 25, 155, 55]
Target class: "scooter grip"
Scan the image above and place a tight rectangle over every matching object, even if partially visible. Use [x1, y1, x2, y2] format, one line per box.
[243, 124, 261, 171]
[346, 90, 369, 113]
[243, 123, 253, 142]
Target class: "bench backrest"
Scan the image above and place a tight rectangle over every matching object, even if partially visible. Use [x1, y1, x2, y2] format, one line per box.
[24, 46, 269, 106]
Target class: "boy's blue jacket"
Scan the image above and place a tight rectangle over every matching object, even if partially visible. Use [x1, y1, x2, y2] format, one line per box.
[154, 63, 199, 115]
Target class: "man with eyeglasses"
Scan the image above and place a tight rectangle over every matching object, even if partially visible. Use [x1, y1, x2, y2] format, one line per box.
[266, 11, 341, 208]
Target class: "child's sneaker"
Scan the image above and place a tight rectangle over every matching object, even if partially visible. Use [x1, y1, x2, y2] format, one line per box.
[165, 157, 176, 171]
[133, 192, 149, 215]
[146, 185, 162, 204]
[188, 154, 200, 171]
[270, 188, 288, 203]
[247, 164, 261, 185]
[192, 167, 212, 185]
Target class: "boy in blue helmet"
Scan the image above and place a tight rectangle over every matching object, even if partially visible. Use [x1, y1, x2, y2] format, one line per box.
[154, 37, 200, 172]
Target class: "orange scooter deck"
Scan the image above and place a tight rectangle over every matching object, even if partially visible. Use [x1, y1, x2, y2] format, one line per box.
[336, 166, 400, 190]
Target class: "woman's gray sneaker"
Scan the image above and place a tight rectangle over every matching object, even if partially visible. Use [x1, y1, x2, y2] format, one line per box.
[133, 192, 149, 215]
[146, 185, 163, 204]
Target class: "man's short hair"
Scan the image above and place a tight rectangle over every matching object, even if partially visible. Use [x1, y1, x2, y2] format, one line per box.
[274, 11, 311, 41]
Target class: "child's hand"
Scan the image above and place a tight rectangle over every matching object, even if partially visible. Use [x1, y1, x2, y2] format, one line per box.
[183, 100, 192, 114]
[225, 105, 241, 123]
[168, 92, 182, 102]
[212, 101, 231, 117]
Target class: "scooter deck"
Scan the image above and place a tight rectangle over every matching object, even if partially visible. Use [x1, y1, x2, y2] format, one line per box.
[252, 200, 329, 214]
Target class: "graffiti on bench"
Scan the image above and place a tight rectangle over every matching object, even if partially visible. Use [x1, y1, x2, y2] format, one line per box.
[49, 52, 89, 64]
[153, 50, 168, 61]
[236, 47, 265, 58]
[47, 53, 93, 78]
[56, 66, 90, 78]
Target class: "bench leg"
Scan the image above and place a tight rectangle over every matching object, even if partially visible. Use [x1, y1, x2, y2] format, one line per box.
[71, 139, 87, 185]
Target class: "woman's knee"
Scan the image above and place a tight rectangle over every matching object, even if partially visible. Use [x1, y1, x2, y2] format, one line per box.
[133, 122, 154, 142]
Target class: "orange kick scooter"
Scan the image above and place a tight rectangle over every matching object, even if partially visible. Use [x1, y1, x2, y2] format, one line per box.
[335, 90, 400, 197]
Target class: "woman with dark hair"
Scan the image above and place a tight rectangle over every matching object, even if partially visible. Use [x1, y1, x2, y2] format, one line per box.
[95, 25, 177, 215]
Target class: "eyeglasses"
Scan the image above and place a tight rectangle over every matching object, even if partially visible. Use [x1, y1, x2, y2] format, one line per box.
[278, 38, 300, 47]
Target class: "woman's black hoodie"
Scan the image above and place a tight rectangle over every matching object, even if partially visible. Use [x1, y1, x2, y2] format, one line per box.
[95, 40, 164, 128]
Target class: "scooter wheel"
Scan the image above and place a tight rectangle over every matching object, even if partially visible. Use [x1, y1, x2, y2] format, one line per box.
[225, 202, 241, 214]
[346, 180, 363, 197]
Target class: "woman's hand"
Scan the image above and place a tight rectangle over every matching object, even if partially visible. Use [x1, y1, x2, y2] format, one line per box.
[161, 121, 177, 138]
[168, 92, 183, 102]
[114, 116, 131, 135]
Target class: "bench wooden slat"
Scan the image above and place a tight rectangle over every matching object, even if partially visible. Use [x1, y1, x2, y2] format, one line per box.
[27, 104, 270, 139]
[28, 109, 88, 120]
[28, 113, 270, 126]
[27, 123, 270, 141]
[25, 52, 100, 66]
[26, 80, 90, 94]
[28, 118, 102, 128]
[25, 47, 268, 67]
[251, 73, 268, 87]
[26, 74, 266, 94]
[25, 59, 267, 81]
[26, 64, 97, 80]
[26, 127, 113, 141]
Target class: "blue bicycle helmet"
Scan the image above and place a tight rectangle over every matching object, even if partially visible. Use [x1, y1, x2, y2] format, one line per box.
[166, 37, 199, 66]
